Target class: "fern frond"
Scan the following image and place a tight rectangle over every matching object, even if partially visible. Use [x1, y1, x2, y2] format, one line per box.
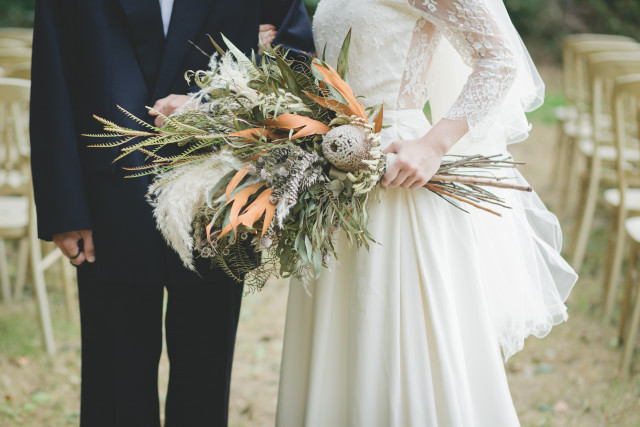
[87, 136, 139, 149]
[122, 163, 158, 171]
[83, 133, 123, 138]
[124, 169, 157, 179]
[117, 105, 161, 131]
[92, 115, 120, 128]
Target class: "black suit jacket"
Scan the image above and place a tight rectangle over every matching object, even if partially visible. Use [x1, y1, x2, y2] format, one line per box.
[30, 0, 315, 284]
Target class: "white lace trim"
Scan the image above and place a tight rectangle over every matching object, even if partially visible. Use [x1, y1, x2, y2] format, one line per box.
[409, 0, 517, 136]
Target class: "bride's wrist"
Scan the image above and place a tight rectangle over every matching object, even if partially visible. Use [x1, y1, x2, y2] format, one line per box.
[421, 118, 469, 155]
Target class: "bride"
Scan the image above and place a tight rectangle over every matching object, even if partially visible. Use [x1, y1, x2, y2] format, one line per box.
[275, 0, 577, 426]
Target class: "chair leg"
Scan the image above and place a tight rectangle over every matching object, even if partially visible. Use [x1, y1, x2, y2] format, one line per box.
[29, 238, 56, 356]
[552, 122, 569, 188]
[0, 238, 12, 305]
[558, 136, 579, 218]
[569, 157, 601, 271]
[618, 240, 638, 344]
[604, 207, 628, 323]
[620, 262, 640, 376]
[59, 254, 76, 321]
[13, 237, 29, 301]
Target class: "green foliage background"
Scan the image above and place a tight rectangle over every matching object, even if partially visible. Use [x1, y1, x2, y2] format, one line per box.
[0, 0, 34, 27]
[2, 0, 640, 62]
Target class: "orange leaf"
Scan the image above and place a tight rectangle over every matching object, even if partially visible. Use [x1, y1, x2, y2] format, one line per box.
[262, 113, 331, 139]
[259, 190, 276, 236]
[217, 186, 275, 240]
[312, 62, 368, 120]
[217, 222, 234, 241]
[373, 104, 384, 134]
[303, 91, 351, 116]
[227, 127, 270, 141]
[227, 182, 266, 233]
[226, 165, 249, 200]
[237, 188, 275, 234]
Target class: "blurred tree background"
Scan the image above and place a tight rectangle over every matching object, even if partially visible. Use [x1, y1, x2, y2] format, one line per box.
[2, 0, 640, 62]
[0, 0, 34, 28]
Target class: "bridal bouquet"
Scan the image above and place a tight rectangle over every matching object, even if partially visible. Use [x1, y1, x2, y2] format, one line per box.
[89, 33, 530, 289]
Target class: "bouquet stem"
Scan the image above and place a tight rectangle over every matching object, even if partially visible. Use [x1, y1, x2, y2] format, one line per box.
[429, 174, 532, 192]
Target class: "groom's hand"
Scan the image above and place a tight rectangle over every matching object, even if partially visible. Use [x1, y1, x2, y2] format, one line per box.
[53, 229, 95, 266]
[149, 94, 191, 127]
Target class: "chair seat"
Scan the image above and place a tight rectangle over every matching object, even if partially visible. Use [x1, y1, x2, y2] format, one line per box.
[0, 195, 28, 230]
[563, 114, 612, 138]
[603, 188, 640, 211]
[564, 119, 592, 139]
[554, 105, 578, 122]
[578, 139, 640, 162]
[625, 216, 640, 243]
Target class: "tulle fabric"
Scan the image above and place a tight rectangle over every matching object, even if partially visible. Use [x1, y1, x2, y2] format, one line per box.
[276, 110, 577, 426]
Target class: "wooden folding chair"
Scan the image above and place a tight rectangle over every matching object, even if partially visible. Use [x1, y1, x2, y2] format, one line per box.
[0, 77, 74, 356]
[0, 28, 33, 46]
[554, 39, 640, 217]
[569, 53, 640, 273]
[600, 74, 640, 326]
[620, 215, 640, 375]
[4, 62, 31, 80]
[0, 47, 32, 69]
[0, 38, 28, 48]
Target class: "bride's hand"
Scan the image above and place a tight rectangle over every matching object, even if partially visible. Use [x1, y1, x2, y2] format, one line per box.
[381, 118, 469, 190]
[381, 136, 447, 190]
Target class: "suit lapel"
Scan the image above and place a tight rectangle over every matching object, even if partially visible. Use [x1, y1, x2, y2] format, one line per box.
[151, 0, 219, 100]
[117, 0, 166, 93]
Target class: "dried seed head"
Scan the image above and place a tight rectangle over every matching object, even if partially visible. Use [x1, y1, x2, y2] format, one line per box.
[321, 125, 373, 173]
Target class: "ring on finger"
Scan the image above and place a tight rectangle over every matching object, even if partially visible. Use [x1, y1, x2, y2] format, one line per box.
[69, 250, 82, 260]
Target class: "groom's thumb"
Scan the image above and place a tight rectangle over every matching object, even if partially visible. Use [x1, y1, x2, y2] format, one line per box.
[80, 230, 96, 263]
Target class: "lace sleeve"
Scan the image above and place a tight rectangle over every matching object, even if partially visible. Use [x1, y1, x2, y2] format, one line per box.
[410, 0, 517, 137]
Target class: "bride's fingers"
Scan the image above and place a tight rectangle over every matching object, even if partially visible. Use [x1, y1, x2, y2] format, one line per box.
[388, 167, 413, 188]
[381, 169, 396, 187]
[409, 177, 426, 190]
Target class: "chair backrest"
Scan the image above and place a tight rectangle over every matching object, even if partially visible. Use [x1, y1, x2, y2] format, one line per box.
[0, 47, 32, 68]
[612, 75, 640, 195]
[563, 34, 635, 97]
[0, 38, 28, 48]
[586, 53, 640, 146]
[0, 28, 33, 46]
[5, 62, 31, 80]
[564, 40, 640, 110]
[0, 77, 31, 196]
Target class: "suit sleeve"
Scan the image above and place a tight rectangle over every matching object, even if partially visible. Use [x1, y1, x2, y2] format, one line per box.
[262, 0, 316, 56]
[30, 0, 93, 240]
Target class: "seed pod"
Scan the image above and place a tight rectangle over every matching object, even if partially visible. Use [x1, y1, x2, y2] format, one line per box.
[321, 125, 373, 173]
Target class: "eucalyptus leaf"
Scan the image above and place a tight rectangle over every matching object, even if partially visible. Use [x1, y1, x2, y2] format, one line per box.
[336, 28, 352, 80]
[207, 169, 237, 208]
[313, 250, 323, 279]
[304, 235, 313, 264]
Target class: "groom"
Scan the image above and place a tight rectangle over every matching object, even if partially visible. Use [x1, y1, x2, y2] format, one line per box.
[29, 0, 313, 426]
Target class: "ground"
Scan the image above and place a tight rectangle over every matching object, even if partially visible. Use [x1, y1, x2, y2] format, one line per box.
[1, 66, 640, 426]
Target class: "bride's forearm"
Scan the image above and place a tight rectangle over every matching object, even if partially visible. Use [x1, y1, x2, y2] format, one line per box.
[421, 118, 469, 155]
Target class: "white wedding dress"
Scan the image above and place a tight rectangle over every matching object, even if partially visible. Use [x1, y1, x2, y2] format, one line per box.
[276, 1, 578, 426]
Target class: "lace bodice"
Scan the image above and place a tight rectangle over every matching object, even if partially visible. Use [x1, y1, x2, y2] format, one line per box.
[313, 0, 517, 139]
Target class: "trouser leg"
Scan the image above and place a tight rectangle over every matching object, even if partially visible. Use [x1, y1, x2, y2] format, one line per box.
[77, 263, 164, 427]
[164, 276, 243, 427]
